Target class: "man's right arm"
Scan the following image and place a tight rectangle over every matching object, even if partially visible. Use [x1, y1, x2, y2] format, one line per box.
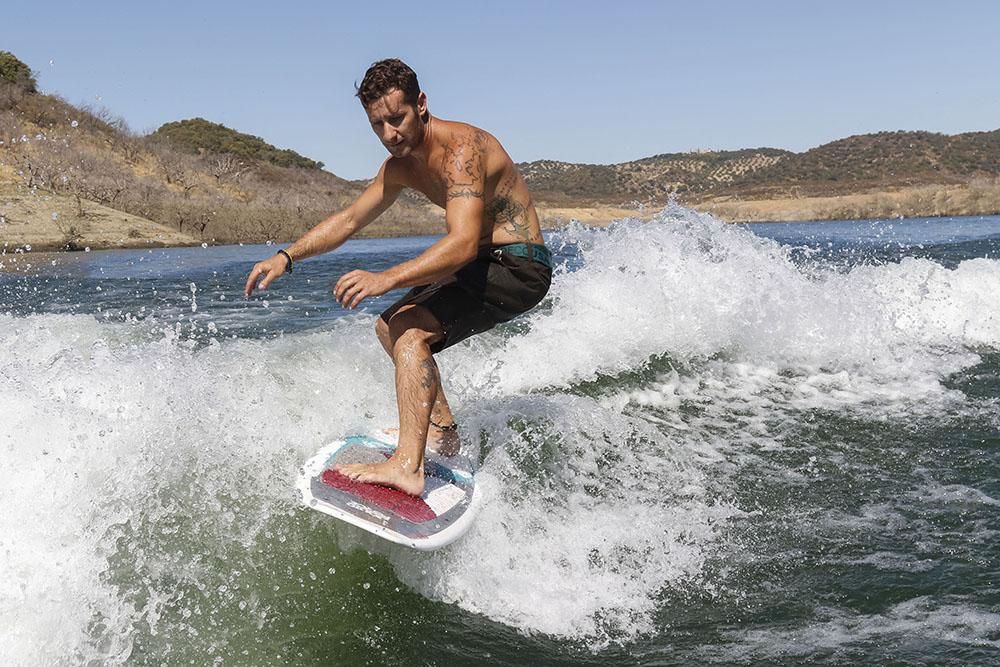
[244, 162, 402, 297]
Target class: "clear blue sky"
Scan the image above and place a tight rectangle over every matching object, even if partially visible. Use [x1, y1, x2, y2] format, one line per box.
[7, 1, 999, 180]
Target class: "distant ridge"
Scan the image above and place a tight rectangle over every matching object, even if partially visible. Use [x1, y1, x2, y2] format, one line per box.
[519, 148, 792, 203]
[520, 130, 1000, 205]
[727, 129, 1000, 197]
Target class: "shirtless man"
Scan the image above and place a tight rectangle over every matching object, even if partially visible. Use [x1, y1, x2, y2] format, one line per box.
[244, 59, 551, 496]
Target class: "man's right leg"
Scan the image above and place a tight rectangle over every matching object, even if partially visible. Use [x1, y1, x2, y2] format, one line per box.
[376, 312, 460, 454]
[337, 307, 443, 495]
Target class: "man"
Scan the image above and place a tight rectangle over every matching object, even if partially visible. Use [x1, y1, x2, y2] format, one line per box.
[244, 59, 551, 496]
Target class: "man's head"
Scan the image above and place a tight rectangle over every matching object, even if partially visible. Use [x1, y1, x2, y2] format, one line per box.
[357, 59, 428, 158]
[356, 58, 420, 109]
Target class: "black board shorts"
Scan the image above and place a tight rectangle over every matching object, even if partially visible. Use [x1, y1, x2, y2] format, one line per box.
[380, 243, 552, 353]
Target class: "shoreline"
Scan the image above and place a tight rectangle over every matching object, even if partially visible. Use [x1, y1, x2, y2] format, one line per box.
[0, 184, 201, 252]
[696, 182, 1000, 223]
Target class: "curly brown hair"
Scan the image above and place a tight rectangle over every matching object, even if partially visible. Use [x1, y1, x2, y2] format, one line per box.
[355, 58, 421, 108]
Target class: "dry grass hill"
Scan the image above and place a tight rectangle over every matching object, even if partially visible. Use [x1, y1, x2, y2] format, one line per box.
[520, 148, 793, 204]
[3, 49, 1000, 251]
[0, 52, 439, 251]
[519, 130, 1000, 222]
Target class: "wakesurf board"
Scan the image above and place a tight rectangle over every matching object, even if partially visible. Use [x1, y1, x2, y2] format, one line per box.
[297, 434, 480, 551]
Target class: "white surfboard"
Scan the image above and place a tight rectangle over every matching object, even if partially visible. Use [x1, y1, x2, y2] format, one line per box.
[296, 434, 481, 551]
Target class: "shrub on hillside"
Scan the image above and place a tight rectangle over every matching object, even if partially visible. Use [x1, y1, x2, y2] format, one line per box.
[0, 52, 36, 93]
[153, 118, 323, 170]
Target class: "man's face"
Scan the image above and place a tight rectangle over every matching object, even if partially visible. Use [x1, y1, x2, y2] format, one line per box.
[365, 88, 427, 158]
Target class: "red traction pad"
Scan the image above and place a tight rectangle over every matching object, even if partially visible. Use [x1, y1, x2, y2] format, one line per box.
[321, 469, 436, 523]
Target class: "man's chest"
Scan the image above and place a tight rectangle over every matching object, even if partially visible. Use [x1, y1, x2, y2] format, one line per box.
[402, 163, 501, 210]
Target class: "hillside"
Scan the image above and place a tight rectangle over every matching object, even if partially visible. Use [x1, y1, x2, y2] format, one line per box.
[3, 49, 1000, 251]
[0, 179, 200, 251]
[520, 131, 1000, 208]
[715, 130, 1000, 198]
[520, 148, 793, 204]
[0, 52, 440, 251]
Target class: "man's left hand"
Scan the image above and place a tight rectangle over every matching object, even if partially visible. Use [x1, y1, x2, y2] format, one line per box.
[334, 270, 395, 308]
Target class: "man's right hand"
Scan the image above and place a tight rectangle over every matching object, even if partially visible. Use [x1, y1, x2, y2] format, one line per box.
[244, 254, 288, 297]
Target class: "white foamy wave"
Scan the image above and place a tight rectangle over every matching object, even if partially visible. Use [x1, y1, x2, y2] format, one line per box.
[0, 313, 394, 664]
[1, 308, 735, 657]
[457, 206, 997, 397]
[383, 394, 740, 645]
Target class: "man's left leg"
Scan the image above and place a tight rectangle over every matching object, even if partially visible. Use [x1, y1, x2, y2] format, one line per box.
[337, 306, 444, 496]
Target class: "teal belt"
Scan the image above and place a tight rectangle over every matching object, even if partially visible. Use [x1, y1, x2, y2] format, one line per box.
[493, 243, 553, 269]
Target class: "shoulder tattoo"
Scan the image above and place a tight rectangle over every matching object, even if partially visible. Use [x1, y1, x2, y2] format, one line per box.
[443, 130, 487, 201]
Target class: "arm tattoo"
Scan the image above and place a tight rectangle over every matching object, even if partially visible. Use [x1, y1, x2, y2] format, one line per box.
[447, 189, 484, 201]
[443, 130, 487, 201]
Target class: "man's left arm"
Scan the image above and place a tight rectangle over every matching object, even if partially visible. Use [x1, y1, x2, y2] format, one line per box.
[335, 131, 486, 309]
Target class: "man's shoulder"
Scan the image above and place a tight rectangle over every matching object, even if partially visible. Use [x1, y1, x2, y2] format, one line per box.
[436, 118, 494, 148]
[381, 156, 415, 183]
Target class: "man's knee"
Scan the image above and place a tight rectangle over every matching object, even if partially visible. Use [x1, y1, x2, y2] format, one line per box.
[391, 326, 439, 359]
[385, 306, 443, 358]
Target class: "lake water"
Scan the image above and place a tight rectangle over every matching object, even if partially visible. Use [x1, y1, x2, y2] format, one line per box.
[2, 207, 999, 665]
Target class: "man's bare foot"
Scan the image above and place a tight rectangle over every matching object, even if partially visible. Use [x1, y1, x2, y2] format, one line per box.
[381, 426, 461, 457]
[336, 457, 425, 496]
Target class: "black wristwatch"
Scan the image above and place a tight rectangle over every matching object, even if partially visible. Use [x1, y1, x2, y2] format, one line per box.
[277, 249, 293, 273]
